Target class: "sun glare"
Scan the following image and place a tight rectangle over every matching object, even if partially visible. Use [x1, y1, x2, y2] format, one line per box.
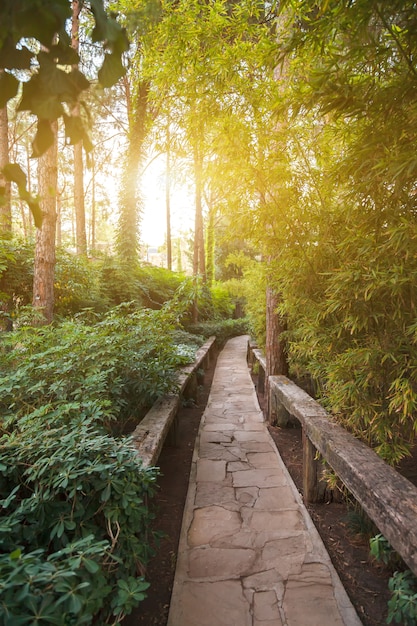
[141, 154, 194, 247]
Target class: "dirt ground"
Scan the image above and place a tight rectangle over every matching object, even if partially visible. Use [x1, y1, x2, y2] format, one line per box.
[125, 354, 407, 626]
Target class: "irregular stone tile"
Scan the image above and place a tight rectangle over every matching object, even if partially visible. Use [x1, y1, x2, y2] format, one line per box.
[223, 402, 259, 414]
[199, 431, 232, 444]
[212, 530, 258, 550]
[260, 536, 306, 577]
[196, 459, 226, 482]
[188, 547, 257, 578]
[232, 468, 287, 488]
[247, 452, 279, 469]
[240, 442, 276, 453]
[254, 486, 299, 510]
[234, 431, 271, 443]
[202, 423, 237, 432]
[222, 445, 247, 461]
[283, 563, 345, 626]
[243, 569, 284, 593]
[199, 442, 241, 461]
[235, 486, 259, 507]
[254, 590, 283, 624]
[228, 460, 250, 472]
[243, 422, 266, 431]
[195, 483, 237, 508]
[172, 580, 252, 626]
[188, 506, 242, 547]
[248, 509, 304, 533]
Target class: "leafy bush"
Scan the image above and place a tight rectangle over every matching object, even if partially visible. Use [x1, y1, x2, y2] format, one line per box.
[54, 248, 106, 317]
[186, 318, 250, 346]
[0, 238, 34, 327]
[388, 570, 417, 625]
[0, 304, 192, 434]
[0, 418, 157, 625]
[0, 303, 201, 623]
[98, 256, 184, 310]
[370, 534, 417, 625]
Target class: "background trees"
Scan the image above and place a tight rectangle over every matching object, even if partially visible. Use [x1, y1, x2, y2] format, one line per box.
[2, 0, 417, 464]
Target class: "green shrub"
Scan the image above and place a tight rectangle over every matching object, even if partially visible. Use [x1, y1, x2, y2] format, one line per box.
[0, 418, 157, 624]
[370, 534, 417, 625]
[388, 570, 417, 625]
[54, 248, 106, 317]
[0, 304, 192, 434]
[186, 317, 250, 346]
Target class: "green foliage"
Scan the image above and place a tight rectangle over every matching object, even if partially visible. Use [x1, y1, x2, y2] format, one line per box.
[388, 570, 417, 625]
[0, 238, 34, 327]
[187, 318, 249, 346]
[0, 301, 203, 623]
[0, 304, 192, 434]
[370, 534, 395, 567]
[0, 0, 128, 156]
[98, 256, 185, 311]
[225, 255, 267, 347]
[231, 0, 417, 465]
[0, 422, 157, 624]
[0, 242, 190, 322]
[369, 535, 417, 624]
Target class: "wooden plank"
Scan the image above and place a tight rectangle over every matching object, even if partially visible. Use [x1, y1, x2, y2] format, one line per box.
[270, 375, 417, 576]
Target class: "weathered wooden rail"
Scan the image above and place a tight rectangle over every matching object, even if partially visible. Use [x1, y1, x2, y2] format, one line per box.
[132, 336, 216, 468]
[248, 342, 417, 577]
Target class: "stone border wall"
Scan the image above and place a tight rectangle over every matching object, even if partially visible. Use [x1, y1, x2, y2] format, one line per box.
[132, 336, 216, 468]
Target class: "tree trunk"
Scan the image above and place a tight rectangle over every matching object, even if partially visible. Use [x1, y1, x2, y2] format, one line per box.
[193, 143, 205, 279]
[90, 149, 96, 250]
[117, 79, 150, 266]
[206, 200, 215, 286]
[73, 140, 87, 254]
[72, 0, 87, 256]
[265, 285, 288, 418]
[0, 104, 11, 236]
[166, 137, 172, 270]
[33, 122, 58, 324]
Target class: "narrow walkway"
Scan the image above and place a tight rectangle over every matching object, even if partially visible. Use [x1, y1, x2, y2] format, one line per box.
[167, 336, 362, 626]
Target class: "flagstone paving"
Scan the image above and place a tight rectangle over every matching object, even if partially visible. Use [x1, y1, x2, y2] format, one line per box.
[167, 336, 362, 626]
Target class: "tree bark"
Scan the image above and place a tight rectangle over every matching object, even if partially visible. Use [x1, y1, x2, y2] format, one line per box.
[32, 122, 58, 324]
[166, 136, 172, 270]
[265, 285, 288, 417]
[72, 0, 87, 256]
[0, 104, 11, 235]
[193, 142, 205, 279]
[206, 200, 216, 286]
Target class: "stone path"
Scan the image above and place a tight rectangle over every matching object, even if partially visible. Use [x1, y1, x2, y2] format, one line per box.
[167, 336, 363, 626]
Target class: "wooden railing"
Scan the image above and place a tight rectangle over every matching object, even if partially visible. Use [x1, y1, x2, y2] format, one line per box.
[248, 342, 417, 577]
[132, 336, 216, 468]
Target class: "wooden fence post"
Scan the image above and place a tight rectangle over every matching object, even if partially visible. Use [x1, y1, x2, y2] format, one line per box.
[302, 430, 326, 503]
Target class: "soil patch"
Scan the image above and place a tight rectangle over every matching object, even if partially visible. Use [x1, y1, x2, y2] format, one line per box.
[125, 354, 412, 626]
[124, 352, 218, 626]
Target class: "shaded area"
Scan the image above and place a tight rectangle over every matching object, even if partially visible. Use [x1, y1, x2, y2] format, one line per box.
[124, 353, 217, 626]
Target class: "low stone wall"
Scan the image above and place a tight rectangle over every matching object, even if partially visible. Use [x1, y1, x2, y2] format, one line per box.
[132, 336, 216, 468]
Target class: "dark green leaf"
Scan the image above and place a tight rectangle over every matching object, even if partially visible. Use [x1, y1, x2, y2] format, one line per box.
[0, 39, 33, 71]
[2, 163, 27, 188]
[31, 119, 55, 157]
[98, 53, 126, 88]
[63, 114, 86, 146]
[0, 71, 19, 107]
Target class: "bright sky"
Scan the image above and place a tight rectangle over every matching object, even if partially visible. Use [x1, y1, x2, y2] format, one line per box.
[140, 153, 195, 247]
